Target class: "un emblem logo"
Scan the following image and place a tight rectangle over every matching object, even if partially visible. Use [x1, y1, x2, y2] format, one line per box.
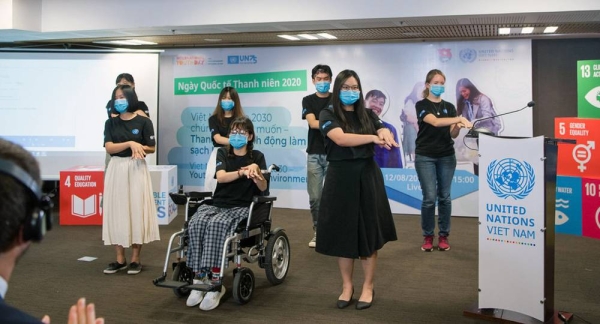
[459, 48, 477, 63]
[487, 158, 535, 199]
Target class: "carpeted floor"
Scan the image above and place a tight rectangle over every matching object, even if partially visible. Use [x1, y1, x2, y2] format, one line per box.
[5, 207, 600, 324]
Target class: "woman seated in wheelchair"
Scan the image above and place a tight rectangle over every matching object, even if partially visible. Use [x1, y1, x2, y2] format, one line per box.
[186, 116, 267, 311]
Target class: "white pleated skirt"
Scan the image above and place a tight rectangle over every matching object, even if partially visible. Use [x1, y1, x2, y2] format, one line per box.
[102, 156, 160, 247]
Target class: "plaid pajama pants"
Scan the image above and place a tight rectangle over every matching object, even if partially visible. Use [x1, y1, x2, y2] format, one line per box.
[186, 204, 249, 272]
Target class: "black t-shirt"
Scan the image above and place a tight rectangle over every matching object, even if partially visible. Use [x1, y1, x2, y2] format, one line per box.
[208, 115, 234, 147]
[415, 98, 457, 158]
[213, 147, 267, 208]
[105, 100, 150, 118]
[302, 93, 330, 154]
[104, 115, 156, 157]
[319, 107, 384, 161]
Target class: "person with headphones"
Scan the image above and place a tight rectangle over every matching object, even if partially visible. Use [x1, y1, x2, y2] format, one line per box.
[0, 138, 104, 323]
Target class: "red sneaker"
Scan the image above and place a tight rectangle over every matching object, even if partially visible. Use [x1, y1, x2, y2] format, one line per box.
[438, 236, 450, 251]
[421, 235, 434, 252]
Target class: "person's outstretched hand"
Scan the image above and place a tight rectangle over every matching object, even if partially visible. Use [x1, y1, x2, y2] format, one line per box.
[41, 298, 104, 324]
[69, 298, 104, 324]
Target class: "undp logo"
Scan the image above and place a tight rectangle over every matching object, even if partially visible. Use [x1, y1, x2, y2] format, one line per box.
[487, 158, 535, 200]
[459, 48, 477, 63]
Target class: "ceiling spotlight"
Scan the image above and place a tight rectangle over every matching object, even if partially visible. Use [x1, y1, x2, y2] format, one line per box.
[204, 38, 222, 42]
[521, 27, 534, 34]
[498, 28, 511, 35]
[278, 35, 300, 41]
[317, 33, 337, 39]
[544, 26, 558, 33]
[297, 34, 319, 40]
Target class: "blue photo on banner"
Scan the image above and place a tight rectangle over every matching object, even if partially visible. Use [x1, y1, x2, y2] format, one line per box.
[555, 176, 582, 235]
[382, 169, 478, 210]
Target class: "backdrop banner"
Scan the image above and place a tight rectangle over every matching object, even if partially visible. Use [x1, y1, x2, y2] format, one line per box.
[158, 40, 532, 216]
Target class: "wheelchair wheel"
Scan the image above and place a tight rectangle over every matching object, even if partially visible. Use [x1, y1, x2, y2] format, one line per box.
[171, 261, 193, 298]
[265, 229, 290, 285]
[233, 267, 255, 304]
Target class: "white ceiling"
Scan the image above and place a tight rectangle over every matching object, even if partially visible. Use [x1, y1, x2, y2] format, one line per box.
[1, 1, 599, 49]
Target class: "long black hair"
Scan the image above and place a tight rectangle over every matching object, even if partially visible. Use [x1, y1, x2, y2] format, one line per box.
[212, 86, 245, 126]
[455, 78, 482, 116]
[331, 69, 375, 135]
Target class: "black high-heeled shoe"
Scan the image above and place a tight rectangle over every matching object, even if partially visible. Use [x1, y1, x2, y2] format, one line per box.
[355, 290, 375, 310]
[337, 288, 354, 309]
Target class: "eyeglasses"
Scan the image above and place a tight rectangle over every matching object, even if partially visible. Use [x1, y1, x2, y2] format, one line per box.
[230, 130, 247, 135]
[341, 85, 360, 91]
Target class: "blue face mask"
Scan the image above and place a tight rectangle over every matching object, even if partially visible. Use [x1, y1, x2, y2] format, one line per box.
[114, 99, 128, 113]
[229, 133, 248, 149]
[430, 84, 445, 97]
[221, 99, 234, 111]
[340, 90, 360, 106]
[315, 81, 330, 93]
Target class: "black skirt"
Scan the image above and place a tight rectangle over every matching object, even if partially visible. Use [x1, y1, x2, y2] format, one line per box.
[316, 158, 397, 258]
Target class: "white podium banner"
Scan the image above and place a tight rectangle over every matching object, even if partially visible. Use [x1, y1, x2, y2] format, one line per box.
[478, 135, 546, 321]
[148, 165, 178, 225]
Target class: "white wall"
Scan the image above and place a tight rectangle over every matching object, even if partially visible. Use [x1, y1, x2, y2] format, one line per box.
[35, 0, 600, 32]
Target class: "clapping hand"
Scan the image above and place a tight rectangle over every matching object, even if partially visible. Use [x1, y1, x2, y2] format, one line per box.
[41, 298, 104, 324]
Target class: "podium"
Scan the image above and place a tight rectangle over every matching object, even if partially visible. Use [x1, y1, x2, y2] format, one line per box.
[148, 165, 178, 225]
[463, 135, 572, 323]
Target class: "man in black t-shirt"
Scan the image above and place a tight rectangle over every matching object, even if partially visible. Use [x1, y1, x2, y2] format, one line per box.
[301, 64, 332, 248]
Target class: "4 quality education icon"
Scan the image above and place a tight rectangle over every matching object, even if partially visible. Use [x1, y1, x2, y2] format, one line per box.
[487, 158, 535, 199]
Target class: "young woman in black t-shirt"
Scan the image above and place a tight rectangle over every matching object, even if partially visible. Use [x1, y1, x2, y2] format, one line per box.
[414, 69, 472, 252]
[102, 84, 160, 275]
[317, 70, 398, 310]
[185, 116, 267, 311]
[205, 86, 246, 192]
[104, 73, 150, 169]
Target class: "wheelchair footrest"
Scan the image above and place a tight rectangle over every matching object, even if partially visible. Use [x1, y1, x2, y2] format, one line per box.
[153, 279, 189, 289]
[153, 278, 222, 292]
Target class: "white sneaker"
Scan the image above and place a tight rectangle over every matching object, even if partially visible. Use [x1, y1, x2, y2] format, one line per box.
[199, 286, 226, 311]
[308, 233, 316, 248]
[186, 279, 206, 307]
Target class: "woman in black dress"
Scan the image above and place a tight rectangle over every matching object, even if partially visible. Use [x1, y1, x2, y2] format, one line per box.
[317, 69, 398, 310]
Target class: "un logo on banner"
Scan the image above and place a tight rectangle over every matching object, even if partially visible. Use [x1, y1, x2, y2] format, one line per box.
[487, 158, 535, 199]
[459, 48, 477, 63]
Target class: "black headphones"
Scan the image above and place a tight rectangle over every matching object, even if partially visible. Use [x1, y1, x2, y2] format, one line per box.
[0, 158, 53, 242]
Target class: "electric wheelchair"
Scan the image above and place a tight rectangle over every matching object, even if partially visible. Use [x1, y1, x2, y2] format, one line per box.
[153, 164, 291, 305]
